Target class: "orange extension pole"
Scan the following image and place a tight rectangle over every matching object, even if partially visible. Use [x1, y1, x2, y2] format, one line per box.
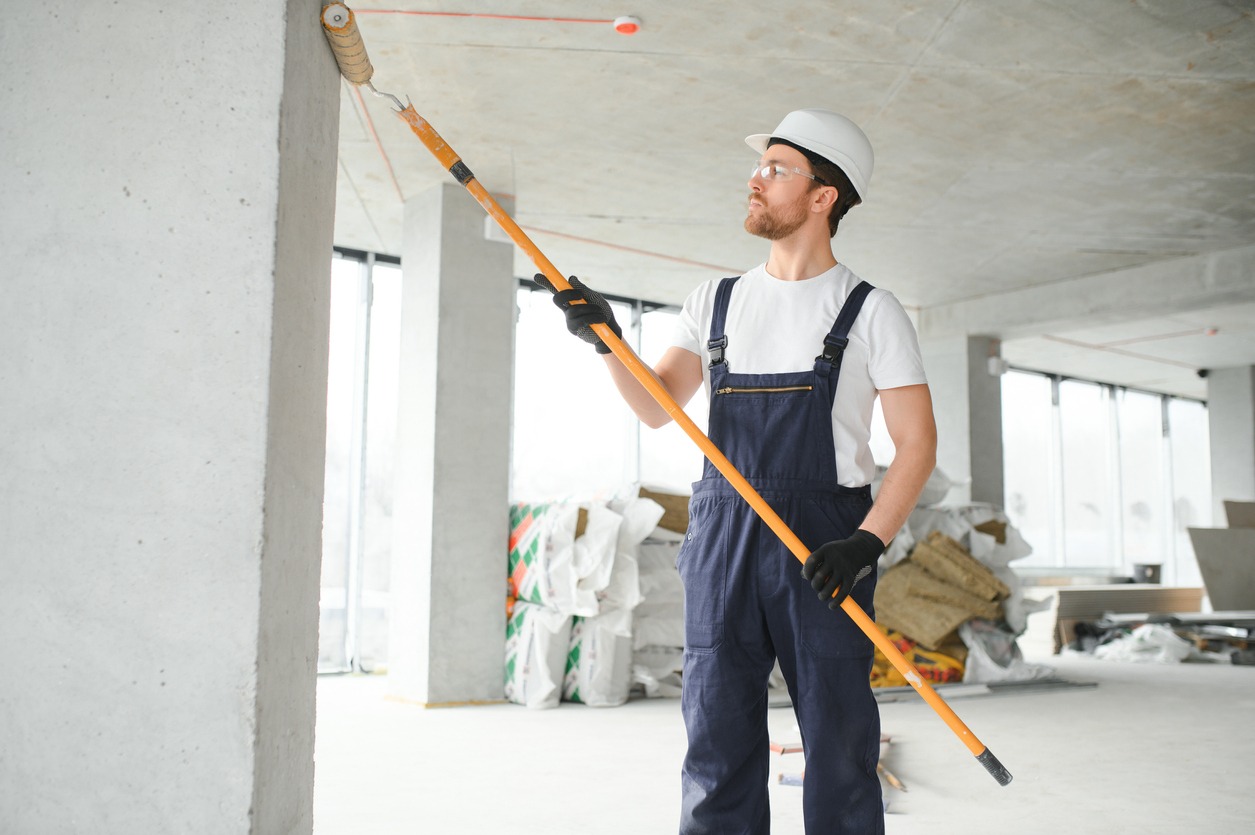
[321, 3, 1011, 786]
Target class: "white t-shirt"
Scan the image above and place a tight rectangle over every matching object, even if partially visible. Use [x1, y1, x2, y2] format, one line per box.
[670, 263, 927, 487]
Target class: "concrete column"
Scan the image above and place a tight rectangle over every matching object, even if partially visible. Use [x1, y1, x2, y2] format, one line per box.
[389, 183, 515, 706]
[1207, 365, 1255, 520]
[0, 2, 338, 833]
[920, 335, 1006, 507]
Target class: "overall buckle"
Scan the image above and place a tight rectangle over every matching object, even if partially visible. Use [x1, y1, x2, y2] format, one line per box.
[817, 335, 848, 365]
[707, 335, 728, 368]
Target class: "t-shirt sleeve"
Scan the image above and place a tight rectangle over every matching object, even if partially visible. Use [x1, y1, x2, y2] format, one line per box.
[670, 281, 712, 357]
[671, 302, 701, 355]
[866, 291, 928, 390]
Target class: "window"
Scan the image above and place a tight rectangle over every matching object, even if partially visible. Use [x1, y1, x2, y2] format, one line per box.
[1116, 389, 1168, 571]
[638, 306, 707, 491]
[510, 286, 637, 501]
[1001, 372, 1057, 567]
[1000, 369, 1210, 584]
[1058, 380, 1117, 567]
[1168, 398, 1211, 586]
[320, 252, 401, 673]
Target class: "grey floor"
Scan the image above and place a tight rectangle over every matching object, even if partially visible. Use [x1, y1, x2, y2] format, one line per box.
[313, 649, 1252, 834]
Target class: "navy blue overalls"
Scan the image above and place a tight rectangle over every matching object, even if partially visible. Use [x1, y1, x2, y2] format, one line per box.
[677, 276, 883, 835]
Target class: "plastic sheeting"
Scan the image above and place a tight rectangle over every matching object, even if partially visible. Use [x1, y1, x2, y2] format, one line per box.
[960, 619, 1055, 683]
[1091, 624, 1199, 664]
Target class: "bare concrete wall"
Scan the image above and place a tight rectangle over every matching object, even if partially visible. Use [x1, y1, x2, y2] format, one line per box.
[1208, 365, 1255, 520]
[0, 1, 338, 832]
[920, 334, 1005, 507]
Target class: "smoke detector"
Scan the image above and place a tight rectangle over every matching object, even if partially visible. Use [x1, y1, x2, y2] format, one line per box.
[613, 15, 642, 35]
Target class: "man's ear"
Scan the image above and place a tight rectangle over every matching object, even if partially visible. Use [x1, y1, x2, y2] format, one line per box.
[811, 185, 838, 213]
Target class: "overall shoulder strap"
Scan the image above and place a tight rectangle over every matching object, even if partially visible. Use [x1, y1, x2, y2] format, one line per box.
[707, 276, 740, 369]
[817, 280, 875, 366]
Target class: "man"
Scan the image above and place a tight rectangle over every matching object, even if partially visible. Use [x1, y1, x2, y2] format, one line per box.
[539, 108, 936, 834]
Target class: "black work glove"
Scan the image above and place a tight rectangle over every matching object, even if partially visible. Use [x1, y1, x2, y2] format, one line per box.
[801, 529, 886, 609]
[534, 274, 622, 354]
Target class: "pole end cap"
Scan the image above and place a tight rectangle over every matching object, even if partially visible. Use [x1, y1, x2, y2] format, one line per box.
[977, 748, 1013, 786]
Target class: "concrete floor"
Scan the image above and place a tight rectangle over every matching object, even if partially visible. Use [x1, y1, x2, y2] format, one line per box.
[313, 651, 1251, 834]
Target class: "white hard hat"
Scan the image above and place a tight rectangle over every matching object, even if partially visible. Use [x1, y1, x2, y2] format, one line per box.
[745, 109, 874, 200]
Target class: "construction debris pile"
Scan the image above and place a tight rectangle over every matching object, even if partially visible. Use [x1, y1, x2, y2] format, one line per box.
[505, 475, 1054, 708]
[877, 530, 1010, 649]
[872, 529, 1009, 686]
[874, 497, 1055, 686]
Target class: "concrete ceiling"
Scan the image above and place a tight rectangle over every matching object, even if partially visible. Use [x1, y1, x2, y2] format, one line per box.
[330, 0, 1255, 400]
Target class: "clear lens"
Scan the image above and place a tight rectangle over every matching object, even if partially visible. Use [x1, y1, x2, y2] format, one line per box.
[752, 162, 782, 180]
[750, 162, 813, 182]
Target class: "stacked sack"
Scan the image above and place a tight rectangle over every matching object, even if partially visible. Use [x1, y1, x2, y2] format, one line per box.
[629, 487, 689, 699]
[505, 493, 664, 708]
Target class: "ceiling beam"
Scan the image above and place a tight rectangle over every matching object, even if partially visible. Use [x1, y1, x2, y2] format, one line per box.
[918, 244, 1255, 339]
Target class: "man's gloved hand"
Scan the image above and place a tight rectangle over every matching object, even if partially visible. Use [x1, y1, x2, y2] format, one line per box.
[801, 529, 886, 609]
[534, 274, 622, 354]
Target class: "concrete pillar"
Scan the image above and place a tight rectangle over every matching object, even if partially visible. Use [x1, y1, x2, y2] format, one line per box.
[389, 183, 515, 706]
[1207, 365, 1255, 520]
[920, 335, 1006, 507]
[0, 2, 338, 833]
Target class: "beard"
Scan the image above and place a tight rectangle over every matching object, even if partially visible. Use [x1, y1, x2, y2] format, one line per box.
[743, 192, 809, 240]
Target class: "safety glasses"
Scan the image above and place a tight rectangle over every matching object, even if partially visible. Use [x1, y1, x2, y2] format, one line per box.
[750, 161, 823, 184]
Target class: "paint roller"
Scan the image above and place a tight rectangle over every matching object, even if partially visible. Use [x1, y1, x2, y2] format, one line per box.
[318, 4, 1013, 789]
[321, 4, 397, 106]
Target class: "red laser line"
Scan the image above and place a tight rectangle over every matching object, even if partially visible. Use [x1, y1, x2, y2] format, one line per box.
[1040, 334, 1198, 369]
[521, 225, 741, 273]
[354, 9, 614, 25]
[351, 84, 405, 202]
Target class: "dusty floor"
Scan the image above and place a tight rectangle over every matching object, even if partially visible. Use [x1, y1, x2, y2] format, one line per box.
[312, 648, 1251, 834]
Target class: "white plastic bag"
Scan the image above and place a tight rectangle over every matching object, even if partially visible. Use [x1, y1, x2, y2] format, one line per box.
[1092, 624, 1195, 664]
[960, 619, 1055, 683]
[632, 540, 685, 650]
[632, 646, 684, 698]
[504, 601, 573, 709]
[571, 504, 624, 613]
[563, 609, 635, 707]
[598, 495, 664, 613]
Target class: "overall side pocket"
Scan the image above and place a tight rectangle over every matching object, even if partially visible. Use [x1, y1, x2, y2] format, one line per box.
[675, 496, 728, 652]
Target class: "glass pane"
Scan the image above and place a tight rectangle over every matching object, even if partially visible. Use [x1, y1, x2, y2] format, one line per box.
[638, 307, 707, 492]
[1001, 371, 1056, 566]
[1058, 380, 1116, 568]
[511, 287, 636, 501]
[1116, 390, 1167, 577]
[1168, 398, 1211, 588]
[358, 262, 402, 669]
[319, 256, 362, 671]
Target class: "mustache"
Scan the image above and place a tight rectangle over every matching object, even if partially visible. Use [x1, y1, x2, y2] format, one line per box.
[747, 193, 765, 207]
